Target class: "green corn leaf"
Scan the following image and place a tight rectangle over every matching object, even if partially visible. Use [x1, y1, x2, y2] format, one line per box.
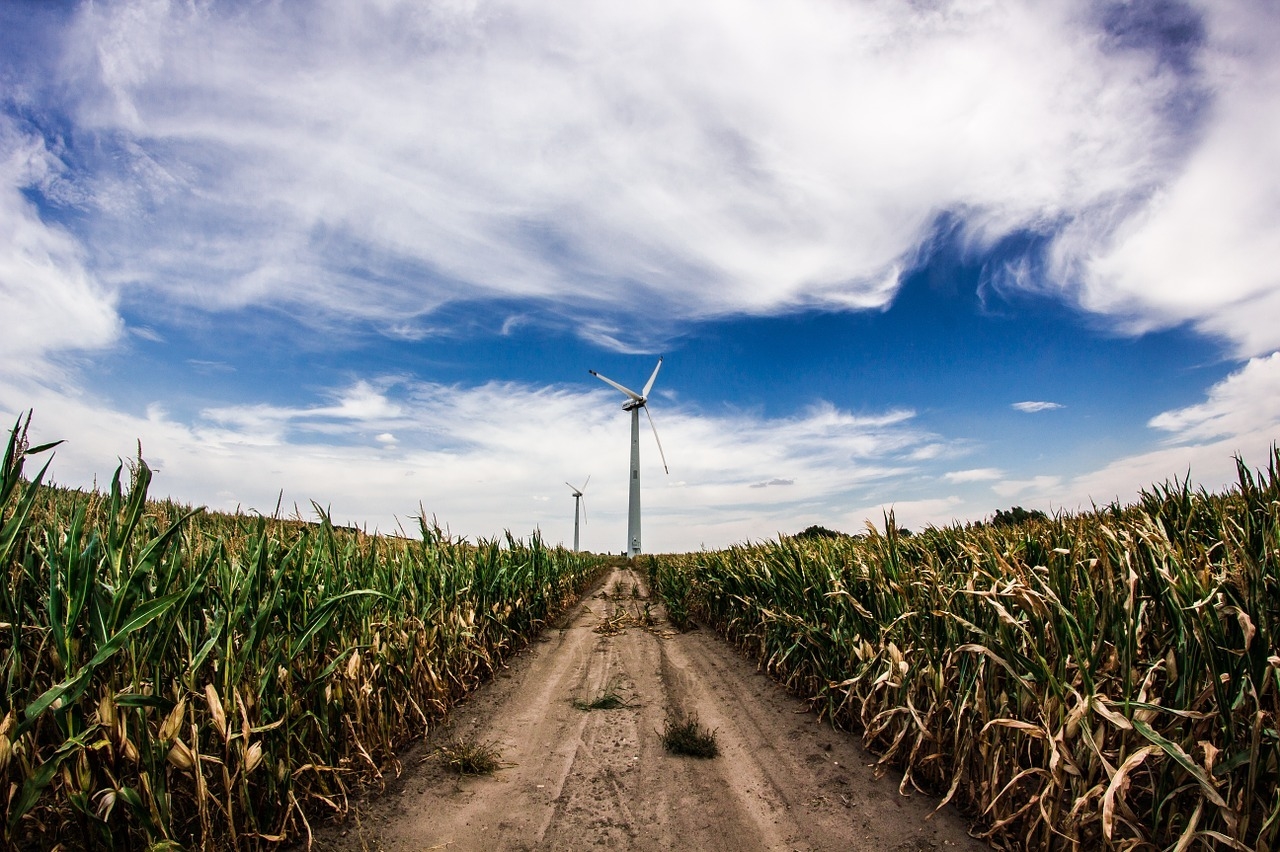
[1130, 716, 1228, 809]
[7, 729, 93, 831]
[0, 455, 56, 569]
[290, 589, 389, 658]
[18, 591, 187, 738]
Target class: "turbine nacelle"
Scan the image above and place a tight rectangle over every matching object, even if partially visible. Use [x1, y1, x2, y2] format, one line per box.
[565, 475, 589, 500]
[590, 356, 662, 413]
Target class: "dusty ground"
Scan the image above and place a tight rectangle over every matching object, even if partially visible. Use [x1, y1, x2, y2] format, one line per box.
[311, 565, 988, 852]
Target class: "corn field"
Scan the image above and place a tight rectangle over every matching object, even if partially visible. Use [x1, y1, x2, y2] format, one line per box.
[650, 455, 1280, 850]
[1, 416, 610, 849]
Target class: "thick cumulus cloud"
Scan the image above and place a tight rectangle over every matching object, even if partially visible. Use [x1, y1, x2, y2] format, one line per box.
[4, 0, 1231, 356]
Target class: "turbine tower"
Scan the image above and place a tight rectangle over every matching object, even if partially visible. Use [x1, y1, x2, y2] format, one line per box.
[566, 476, 589, 552]
[589, 357, 668, 558]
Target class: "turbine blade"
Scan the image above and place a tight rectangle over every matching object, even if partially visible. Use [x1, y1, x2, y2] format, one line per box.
[644, 405, 670, 475]
[582, 474, 591, 491]
[589, 369, 642, 401]
[581, 496, 587, 525]
[641, 356, 664, 399]
[565, 481, 579, 493]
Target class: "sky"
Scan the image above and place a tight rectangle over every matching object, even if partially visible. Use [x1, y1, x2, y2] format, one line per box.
[2, 0, 1279, 553]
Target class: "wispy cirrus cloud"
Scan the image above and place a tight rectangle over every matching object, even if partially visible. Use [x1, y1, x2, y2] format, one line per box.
[5, 0, 1250, 360]
[1065, 0, 1280, 358]
[201, 380, 409, 441]
[0, 120, 121, 369]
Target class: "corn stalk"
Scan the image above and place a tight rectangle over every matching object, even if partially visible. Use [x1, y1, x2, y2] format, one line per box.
[653, 454, 1280, 850]
[1, 416, 609, 849]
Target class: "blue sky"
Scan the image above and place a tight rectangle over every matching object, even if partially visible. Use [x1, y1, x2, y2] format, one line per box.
[3, 0, 1279, 552]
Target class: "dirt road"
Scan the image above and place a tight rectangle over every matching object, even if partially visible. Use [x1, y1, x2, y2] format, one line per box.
[315, 565, 987, 851]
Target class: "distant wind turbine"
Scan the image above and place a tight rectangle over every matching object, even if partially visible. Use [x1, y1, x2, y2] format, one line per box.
[566, 476, 589, 552]
[589, 357, 668, 558]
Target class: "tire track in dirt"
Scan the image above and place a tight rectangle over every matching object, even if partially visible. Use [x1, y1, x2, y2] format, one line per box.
[314, 566, 988, 851]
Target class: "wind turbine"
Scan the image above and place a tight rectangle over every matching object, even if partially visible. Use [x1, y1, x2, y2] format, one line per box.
[589, 357, 668, 558]
[566, 476, 589, 552]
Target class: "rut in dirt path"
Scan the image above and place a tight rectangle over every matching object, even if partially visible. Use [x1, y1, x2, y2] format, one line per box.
[318, 565, 988, 852]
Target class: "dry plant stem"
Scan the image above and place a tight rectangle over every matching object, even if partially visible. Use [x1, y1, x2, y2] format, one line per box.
[648, 453, 1280, 850]
[0, 413, 612, 850]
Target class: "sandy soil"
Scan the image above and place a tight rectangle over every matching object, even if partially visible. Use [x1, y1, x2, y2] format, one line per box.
[310, 565, 988, 852]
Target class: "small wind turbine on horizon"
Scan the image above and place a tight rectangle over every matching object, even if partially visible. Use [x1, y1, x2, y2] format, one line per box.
[566, 475, 589, 552]
[589, 356, 668, 559]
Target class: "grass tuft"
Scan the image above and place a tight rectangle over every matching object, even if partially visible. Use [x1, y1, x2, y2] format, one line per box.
[436, 736, 504, 775]
[661, 712, 719, 758]
[573, 678, 633, 710]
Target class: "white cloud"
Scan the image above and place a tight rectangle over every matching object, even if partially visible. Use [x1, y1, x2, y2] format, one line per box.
[1011, 401, 1065, 413]
[992, 475, 1065, 500]
[7, 1, 1280, 552]
[9, 0, 1206, 356]
[201, 381, 407, 441]
[746, 354, 1280, 533]
[1148, 352, 1280, 443]
[0, 375, 948, 553]
[749, 478, 795, 489]
[1068, 0, 1280, 357]
[5, 351, 1277, 551]
[7, 0, 1275, 363]
[839, 496, 967, 536]
[986, 353, 1280, 512]
[944, 467, 1004, 483]
[0, 120, 121, 369]
[130, 326, 165, 343]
